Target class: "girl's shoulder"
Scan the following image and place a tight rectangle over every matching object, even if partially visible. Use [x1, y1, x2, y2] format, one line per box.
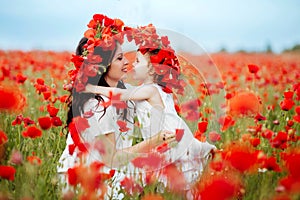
[132, 84, 159, 94]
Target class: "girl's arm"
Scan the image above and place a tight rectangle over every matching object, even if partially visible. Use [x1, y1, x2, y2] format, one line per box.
[98, 130, 175, 168]
[85, 83, 156, 101]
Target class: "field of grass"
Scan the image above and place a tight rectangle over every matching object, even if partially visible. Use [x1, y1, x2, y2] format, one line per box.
[0, 50, 299, 200]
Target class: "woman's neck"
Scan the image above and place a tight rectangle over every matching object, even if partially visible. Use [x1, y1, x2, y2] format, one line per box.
[105, 77, 118, 87]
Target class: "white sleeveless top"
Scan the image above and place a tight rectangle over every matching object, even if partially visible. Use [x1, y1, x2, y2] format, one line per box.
[135, 84, 215, 187]
[57, 96, 135, 173]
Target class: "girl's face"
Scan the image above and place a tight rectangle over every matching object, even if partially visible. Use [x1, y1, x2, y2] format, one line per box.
[132, 51, 150, 81]
[105, 43, 129, 85]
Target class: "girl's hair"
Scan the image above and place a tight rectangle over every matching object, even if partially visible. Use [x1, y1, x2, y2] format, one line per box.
[137, 48, 168, 88]
[66, 37, 129, 127]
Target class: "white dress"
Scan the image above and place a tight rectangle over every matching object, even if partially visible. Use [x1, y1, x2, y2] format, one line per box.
[57, 96, 135, 199]
[135, 83, 216, 189]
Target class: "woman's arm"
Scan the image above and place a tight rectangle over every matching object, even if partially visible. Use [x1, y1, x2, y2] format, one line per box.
[85, 83, 156, 101]
[97, 130, 175, 168]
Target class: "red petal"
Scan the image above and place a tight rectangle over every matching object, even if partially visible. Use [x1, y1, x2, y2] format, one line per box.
[175, 129, 184, 142]
[38, 116, 52, 130]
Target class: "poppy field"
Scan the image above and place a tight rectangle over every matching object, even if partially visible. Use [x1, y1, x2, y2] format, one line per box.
[0, 49, 300, 200]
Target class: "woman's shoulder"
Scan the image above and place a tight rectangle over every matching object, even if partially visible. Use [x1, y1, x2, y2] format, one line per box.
[83, 96, 111, 112]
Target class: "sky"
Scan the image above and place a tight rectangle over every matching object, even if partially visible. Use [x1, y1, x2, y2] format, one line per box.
[0, 0, 300, 53]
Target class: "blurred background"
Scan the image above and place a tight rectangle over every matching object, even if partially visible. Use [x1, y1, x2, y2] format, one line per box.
[0, 0, 299, 53]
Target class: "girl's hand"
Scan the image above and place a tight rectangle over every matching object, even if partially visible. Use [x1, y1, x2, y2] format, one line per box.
[85, 84, 97, 94]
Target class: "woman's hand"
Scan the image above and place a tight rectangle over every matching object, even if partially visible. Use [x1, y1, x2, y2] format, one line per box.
[154, 130, 176, 146]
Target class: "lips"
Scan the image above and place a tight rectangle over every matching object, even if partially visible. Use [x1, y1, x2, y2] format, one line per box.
[121, 67, 128, 73]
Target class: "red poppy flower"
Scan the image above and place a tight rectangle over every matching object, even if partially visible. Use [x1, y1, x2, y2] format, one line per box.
[51, 116, 62, 127]
[223, 142, 259, 172]
[219, 115, 235, 131]
[225, 93, 233, 99]
[281, 148, 300, 179]
[22, 126, 42, 139]
[71, 54, 84, 69]
[47, 104, 59, 117]
[15, 73, 27, 84]
[11, 114, 23, 126]
[113, 19, 124, 32]
[209, 131, 221, 142]
[294, 115, 300, 123]
[0, 165, 16, 181]
[248, 64, 259, 74]
[278, 175, 300, 193]
[261, 129, 274, 140]
[117, 120, 130, 132]
[293, 106, 300, 123]
[194, 129, 207, 142]
[34, 78, 48, 94]
[36, 78, 45, 85]
[280, 99, 295, 111]
[228, 91, 262, 117]
[197, 121, 208, 133]
[42, 91, 51, 100]
[255, 113, 266, 121]
[0, 85, 26, 113]
[261, 156, 281, 172]
[198, 173, 241, 200]
[271, 131, 288, 149]
[250, 137, 260, 147]
[59, 95, 69, 103]
[283, 91, 294, 99]
[0, 130, 8, 145]
[287, 120, 294, 127]
[38, 116, 52, 130]
[23, 117, 35, 127]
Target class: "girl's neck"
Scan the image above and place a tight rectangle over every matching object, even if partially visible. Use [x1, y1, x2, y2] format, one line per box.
[143, 76, 154, 85]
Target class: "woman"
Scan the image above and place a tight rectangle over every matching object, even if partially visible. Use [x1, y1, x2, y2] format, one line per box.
[58, 18, 176, 198]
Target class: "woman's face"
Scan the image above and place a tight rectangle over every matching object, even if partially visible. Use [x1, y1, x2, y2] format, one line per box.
[132, 51, 150, 81]
[105, 43, 129, 85]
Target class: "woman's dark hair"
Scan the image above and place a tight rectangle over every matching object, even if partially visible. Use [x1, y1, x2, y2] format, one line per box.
[66, 37, 128, 127]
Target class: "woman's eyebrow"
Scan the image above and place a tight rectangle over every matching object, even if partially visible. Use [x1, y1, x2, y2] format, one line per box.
[113, 53, 123, 60]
